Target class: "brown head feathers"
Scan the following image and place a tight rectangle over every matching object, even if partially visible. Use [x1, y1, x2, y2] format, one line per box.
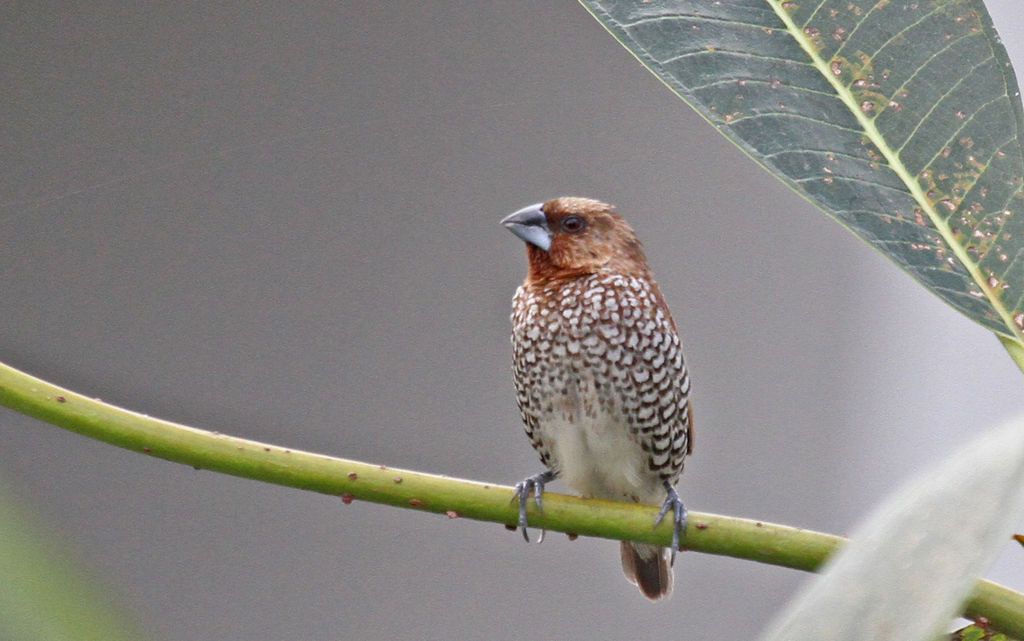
[503, 197, 651, 284]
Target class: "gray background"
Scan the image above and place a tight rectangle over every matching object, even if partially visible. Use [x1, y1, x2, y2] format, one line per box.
[2, 3, 1024, 640]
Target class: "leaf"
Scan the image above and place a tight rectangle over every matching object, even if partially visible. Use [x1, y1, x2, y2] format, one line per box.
[758, 415, 1024, 641]
[579, 0, 1024, 342]
[948, 624, 1010, 641]
[0, 474, 150, 641]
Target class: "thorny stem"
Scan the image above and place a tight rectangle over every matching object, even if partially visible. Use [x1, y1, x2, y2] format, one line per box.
[1, 359, 1024, 637]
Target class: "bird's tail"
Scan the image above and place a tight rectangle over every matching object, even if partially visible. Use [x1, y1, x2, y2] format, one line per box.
[620, 541, 673, 600]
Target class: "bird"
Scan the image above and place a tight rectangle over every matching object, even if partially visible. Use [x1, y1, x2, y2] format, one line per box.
[501, 196, 693, 600]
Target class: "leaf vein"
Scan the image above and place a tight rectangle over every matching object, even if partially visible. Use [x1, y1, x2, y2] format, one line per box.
[836, 2, 947, 69]
[792, 174, 908, 196]
[894, 54, 997, 159]
[655, 47, 810, 68]
[915, 93, 1007, 177]
[724, 110, 861, 133]
[689, 76, 834, 98]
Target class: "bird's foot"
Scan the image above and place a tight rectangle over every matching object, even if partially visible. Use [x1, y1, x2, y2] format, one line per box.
[512, 470, 557, 543]
[654, 480, 687, 563]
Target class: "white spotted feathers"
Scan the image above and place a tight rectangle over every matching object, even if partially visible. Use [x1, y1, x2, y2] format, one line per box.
[511, 272, 691, 501]
[503, 196, 693, 601]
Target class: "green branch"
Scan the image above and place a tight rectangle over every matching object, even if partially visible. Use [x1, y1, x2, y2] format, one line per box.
[1, 359, 1023, 637]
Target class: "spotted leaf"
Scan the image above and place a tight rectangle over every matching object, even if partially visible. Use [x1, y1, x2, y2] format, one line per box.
[579, 0, 1024, 342]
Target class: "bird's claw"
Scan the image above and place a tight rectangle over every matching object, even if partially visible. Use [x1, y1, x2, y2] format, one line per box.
[512, 470, 557, 543]
[654, 480, 687, 564]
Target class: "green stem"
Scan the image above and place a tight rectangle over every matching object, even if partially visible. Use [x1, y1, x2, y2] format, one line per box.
[999, 333, 1024, 375]
[1, 359, 1022, 636]
[964, 580, 1024, 639]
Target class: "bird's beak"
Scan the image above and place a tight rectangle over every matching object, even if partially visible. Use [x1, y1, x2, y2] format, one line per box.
[501, 203, 551, 251]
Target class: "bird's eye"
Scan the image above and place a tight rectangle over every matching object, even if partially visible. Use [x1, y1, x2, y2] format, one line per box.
[561, 215, 586, 233]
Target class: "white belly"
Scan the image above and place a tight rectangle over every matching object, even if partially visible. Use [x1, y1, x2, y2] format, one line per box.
[541, 387, 662, 504]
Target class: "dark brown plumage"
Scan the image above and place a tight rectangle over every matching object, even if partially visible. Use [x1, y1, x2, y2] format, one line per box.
[501, 197, 693, 600]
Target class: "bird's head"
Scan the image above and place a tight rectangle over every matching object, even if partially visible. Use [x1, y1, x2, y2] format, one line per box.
[501, 197, 650, 283]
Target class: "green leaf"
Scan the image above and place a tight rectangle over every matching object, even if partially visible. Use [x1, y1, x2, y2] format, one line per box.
[759, 415, 1024, 641]
[0, 475, 150, 641]
[579, 0, 1024, 343]
[949, 624, 1010, 641]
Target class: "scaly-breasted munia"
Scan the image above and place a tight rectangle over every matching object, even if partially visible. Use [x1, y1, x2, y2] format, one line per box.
[501, 197, 693, 600]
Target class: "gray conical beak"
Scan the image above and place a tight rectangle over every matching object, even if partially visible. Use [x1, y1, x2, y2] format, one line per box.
[501, 202, 551, 251]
